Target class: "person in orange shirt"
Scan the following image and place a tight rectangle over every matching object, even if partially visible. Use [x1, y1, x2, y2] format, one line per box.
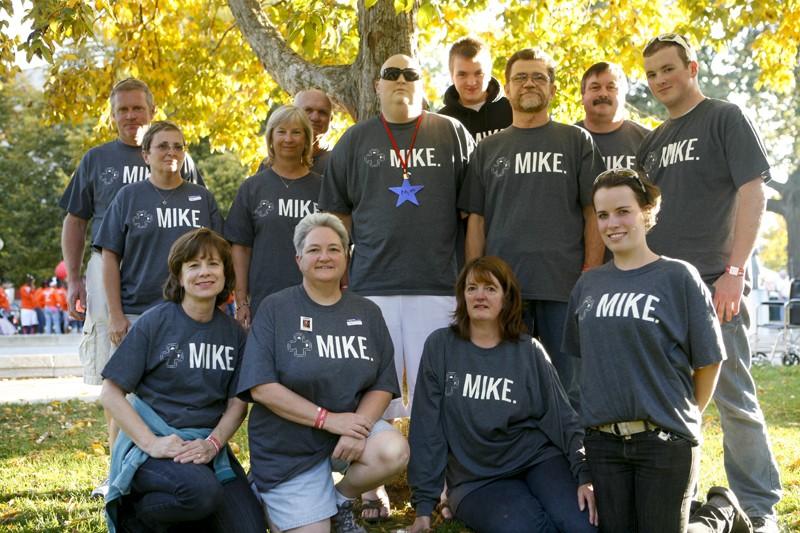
[43, 279, 62, 334]
[0, 287, 9, 312]
[33, 280, 46, 334]
[19, 275, 39, 334]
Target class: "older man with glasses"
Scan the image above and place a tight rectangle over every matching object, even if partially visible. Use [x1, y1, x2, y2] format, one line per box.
[319, 53, 474, 525]
[459, 48, 605, 411]
[636, 33, 781, 533]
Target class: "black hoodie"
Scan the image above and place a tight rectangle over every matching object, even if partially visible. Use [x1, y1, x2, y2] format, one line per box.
[438, 77, 513, 142]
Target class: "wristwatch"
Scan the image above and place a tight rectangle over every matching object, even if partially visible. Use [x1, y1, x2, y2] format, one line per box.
[725, 265, 745, 277]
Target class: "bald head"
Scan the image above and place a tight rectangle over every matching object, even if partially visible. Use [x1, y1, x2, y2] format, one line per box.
[293, 89, 332, 138]
[376, 54, 424, 121]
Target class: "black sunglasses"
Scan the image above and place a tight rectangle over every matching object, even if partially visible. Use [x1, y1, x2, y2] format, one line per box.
[380, 67, 421, 81]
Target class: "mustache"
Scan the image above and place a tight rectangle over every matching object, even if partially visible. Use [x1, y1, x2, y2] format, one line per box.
[593, 96, 613, 106]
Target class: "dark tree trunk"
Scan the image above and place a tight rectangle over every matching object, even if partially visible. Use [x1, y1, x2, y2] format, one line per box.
[227, 0, 417, 121]
[767, 174, 800, 277]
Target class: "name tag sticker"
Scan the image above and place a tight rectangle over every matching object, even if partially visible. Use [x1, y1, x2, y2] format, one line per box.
[300, 316, 313, 331]
[347, 318, 362, 326]
[188, 195, 202, 201]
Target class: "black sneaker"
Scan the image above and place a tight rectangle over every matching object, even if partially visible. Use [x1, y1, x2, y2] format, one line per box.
[332, 500, 366, 533]
[706, 486, 753, 533]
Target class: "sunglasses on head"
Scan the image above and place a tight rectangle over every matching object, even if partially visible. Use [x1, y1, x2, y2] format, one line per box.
[594, 168, 647, 193]
[380, 67, 421, 81]
[645, 33, 697, 61]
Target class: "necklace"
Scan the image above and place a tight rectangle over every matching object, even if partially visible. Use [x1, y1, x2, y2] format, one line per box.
[381, 113, 425, 207]
[149, 180, 181, 206]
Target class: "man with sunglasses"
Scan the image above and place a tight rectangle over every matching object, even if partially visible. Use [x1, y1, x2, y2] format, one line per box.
[439, 36, 512, 142]
[320, 54, 474, 525]
[459, 48, 605, 410]
[577, 62, 650, 170]
[59, 78, 203, 498]
[638, 33, 781, 532]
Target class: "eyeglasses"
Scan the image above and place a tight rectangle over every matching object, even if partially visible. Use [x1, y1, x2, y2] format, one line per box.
[594, 168, 647, 193]
[644, 33, 697, 61]
[509, 72, 551, 86]
[380, 67, 421, 81]
[151, 142, 186, 153]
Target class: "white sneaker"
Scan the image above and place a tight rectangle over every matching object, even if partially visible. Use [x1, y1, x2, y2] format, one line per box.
[91, 477, 109, 499]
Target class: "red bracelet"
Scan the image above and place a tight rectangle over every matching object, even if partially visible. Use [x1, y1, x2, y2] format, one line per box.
[314, 407, 328, 429]
[206, 434, 222, 455]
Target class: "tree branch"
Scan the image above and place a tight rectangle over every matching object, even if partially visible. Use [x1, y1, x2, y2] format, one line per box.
[227, 0, 352, 114]
[767, 197, 785, 216]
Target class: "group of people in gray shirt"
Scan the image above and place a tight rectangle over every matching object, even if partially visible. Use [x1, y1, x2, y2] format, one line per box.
[59, 28, 780, 533]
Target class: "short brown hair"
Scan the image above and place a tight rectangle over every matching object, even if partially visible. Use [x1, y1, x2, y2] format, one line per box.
[141, 120, 184, 153]
[452, 256, 527, 342]
[505, 48, 556, 85]
[592, 168, 662, 231]
[580, 62, 628, 94]
[163, 228, 235, 306]
[448, 36, 489, 71]
[110, 78, 155, 112]
[642, 33, 697, 66]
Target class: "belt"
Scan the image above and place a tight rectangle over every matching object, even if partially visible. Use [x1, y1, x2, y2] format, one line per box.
[591, 420, 658, 437]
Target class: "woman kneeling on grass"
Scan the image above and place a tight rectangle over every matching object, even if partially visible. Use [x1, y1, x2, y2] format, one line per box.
[237, 212, 409, 533]
[408, 256, 598, 533]
[100, 228, 265, 533]
[563, 169, 725, 532]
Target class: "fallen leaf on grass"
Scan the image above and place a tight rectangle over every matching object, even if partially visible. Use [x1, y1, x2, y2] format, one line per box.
[0, 510, 20, 523]
[228, 441, 240, 455]
[35, 431, 50, 444]
[90, 441, 107, 456]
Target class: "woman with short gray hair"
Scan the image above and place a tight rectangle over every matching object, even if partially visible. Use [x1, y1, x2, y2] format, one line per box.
[237, 213, 408, 533]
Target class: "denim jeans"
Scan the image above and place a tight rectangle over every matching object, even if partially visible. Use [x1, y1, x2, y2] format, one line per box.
[118, 451, 265, 533]
[455, 455, 597, 533]
[44, 306, 61, 334]
[713, 303, 781, 519]
[522, 300, 580, 410]
[584, 429, 698, 533]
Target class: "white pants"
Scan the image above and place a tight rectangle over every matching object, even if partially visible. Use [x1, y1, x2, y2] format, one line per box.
[366, 295, 455, 419]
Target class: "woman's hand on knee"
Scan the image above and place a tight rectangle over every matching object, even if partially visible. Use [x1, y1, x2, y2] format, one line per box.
[577, 482, 598, 526]
[323, 412, 372, 438]
[332, 435, 366, 463]
[409, 515, 431, 533]
[174, 438, 218, 464]
[145, 434, 186, 459]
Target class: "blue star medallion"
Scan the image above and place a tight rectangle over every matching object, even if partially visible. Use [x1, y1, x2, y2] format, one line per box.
[389, 179, 424, 207]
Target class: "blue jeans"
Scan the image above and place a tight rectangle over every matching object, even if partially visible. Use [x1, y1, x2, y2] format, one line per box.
[713, 303, 781, 518]
[44, 307, 61, 334]
[584, 429, 698, 533]
[455, 455, 597, 533]
[118, 451, 265, 532]
[522, 300, 580, 410]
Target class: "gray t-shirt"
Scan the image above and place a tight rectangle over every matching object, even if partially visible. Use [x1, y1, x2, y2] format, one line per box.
[458, 122, 604, 301]
[236, 285, 400, 491]
[637, 98, 770, 281]
[59, 139, 204, 245]
[562, 258, 725, 442]
[95, 180, 223, 314]
[408, 328, 589, 517]
[319, 112, 475, 295]
[224, 169, 321, 312]
[102, 302, 245, 428]
[575, 119, 650, 170]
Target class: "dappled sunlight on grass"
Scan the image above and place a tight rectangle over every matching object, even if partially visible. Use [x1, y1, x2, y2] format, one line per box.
[1, 366, 798, 531]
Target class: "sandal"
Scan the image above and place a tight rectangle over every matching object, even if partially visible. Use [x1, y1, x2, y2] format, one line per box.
[360, 497, 390, 523]
[435, 500, 454, 522]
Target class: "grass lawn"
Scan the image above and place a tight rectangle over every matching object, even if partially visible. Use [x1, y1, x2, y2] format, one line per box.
[1, 366, 798, 532]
